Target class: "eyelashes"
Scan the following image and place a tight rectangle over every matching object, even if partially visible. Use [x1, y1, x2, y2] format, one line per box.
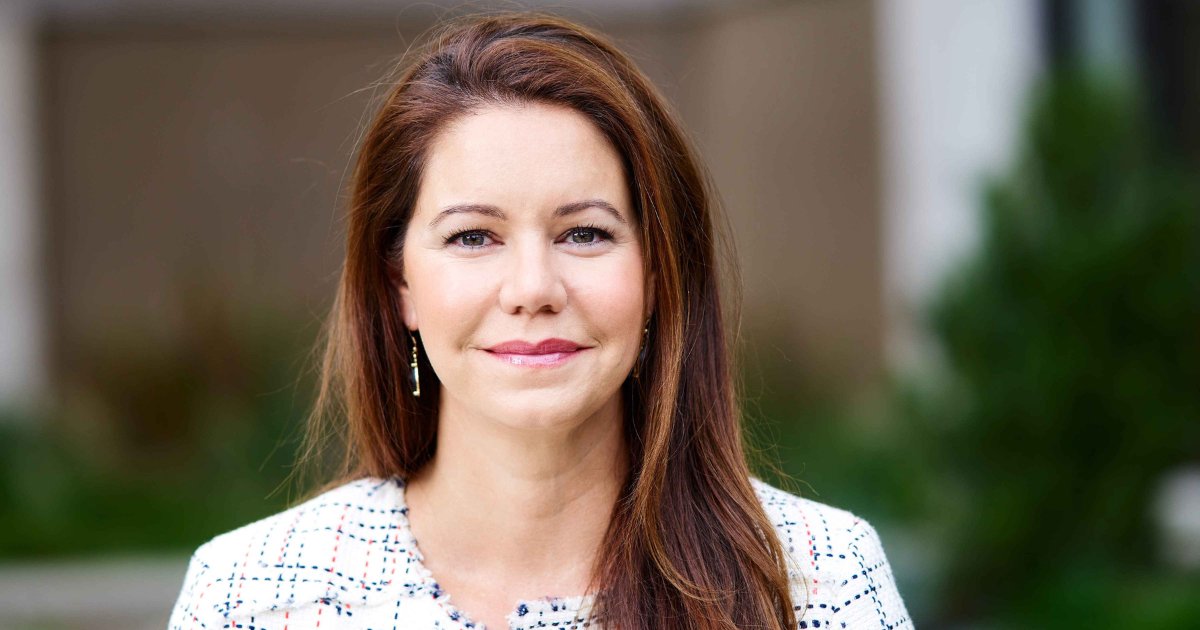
[443, 223, 615, 250]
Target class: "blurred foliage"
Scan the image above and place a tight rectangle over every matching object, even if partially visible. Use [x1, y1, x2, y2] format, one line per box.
[0, 296, 317, 559]
[749, 71, 1200, 628]
[925, 72, 1200, 625]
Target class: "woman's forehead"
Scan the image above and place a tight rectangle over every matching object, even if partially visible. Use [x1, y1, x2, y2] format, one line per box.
[414, 103, 631, 222]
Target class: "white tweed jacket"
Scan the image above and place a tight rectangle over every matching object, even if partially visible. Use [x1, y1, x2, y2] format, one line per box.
[168, 476, 912, 629]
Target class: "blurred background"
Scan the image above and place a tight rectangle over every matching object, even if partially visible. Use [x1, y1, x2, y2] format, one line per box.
[0, 0, 1197, 627]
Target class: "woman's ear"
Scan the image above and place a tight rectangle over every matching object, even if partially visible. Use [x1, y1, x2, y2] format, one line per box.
[389, 264, 419, 330]
[399, 284, 418, 331]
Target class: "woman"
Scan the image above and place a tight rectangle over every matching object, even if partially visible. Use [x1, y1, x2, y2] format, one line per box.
[169, 12, 911, 630]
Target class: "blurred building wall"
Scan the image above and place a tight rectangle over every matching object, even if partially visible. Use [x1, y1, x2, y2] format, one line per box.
[876, 0, 1040, 374]
[39, 1, 884, 399]
[0, 1, 46, 412]
[42, 25, 408, 374]
[685, 0, 882, 388]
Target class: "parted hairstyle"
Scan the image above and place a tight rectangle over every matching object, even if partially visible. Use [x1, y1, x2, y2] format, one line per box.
[301, 11, 800, 630]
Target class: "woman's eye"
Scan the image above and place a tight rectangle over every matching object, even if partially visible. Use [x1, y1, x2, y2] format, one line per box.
[569, 229, 596, 244]
[445, 229, 491, 248]
[459, 232, 487, 247]
[565, 227, 612, 245]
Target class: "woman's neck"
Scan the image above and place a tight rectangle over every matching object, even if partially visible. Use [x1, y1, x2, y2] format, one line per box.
[404, 389, 628, 600]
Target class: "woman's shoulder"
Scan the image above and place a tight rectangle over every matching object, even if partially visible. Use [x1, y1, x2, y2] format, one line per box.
[169, 476, 426, 629]
[749, 477, 914, 629]
[750, 476, 864, 537]
[188, 476, 407, 568]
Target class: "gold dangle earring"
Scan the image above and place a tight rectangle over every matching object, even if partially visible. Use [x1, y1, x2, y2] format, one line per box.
[633, 323, 649, 379]
[408, 330, 421, 397]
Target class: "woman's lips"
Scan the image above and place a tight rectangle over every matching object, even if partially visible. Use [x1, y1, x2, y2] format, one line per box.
[485, 348, 586, 367]
[486, 338, 584, 354]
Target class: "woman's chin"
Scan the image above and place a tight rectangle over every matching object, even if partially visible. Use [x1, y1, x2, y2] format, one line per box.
[481, 392, 614, 433]
[490, 406, 587, 432]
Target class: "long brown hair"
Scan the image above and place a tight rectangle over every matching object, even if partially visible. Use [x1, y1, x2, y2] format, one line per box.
[300, 12, 798, 629]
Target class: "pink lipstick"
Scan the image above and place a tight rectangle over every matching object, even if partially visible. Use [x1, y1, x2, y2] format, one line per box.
[484, 338, 589, 368]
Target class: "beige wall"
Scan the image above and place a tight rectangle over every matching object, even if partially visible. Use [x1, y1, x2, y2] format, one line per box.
[687, 1, 882, 388]
[42, 0, 881, 392]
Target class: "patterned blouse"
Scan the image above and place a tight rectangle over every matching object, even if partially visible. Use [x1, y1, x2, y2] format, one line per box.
[168, 476, 912, 629]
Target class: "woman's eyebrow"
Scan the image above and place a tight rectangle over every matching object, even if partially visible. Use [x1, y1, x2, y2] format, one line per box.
[428, 199, 627, 229]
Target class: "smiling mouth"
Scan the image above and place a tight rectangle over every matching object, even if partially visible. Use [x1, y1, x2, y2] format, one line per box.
[483, 348, 587, 367]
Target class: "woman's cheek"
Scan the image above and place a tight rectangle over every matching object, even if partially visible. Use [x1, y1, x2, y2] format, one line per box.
[584, 267, 645, 352]
[436, 265, 494, 311]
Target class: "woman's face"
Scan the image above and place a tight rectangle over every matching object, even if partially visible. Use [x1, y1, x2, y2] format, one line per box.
[398, 102, 653, 432]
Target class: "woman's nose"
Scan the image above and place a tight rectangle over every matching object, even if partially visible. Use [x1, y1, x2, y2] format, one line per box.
[497, 239, 568, 315]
